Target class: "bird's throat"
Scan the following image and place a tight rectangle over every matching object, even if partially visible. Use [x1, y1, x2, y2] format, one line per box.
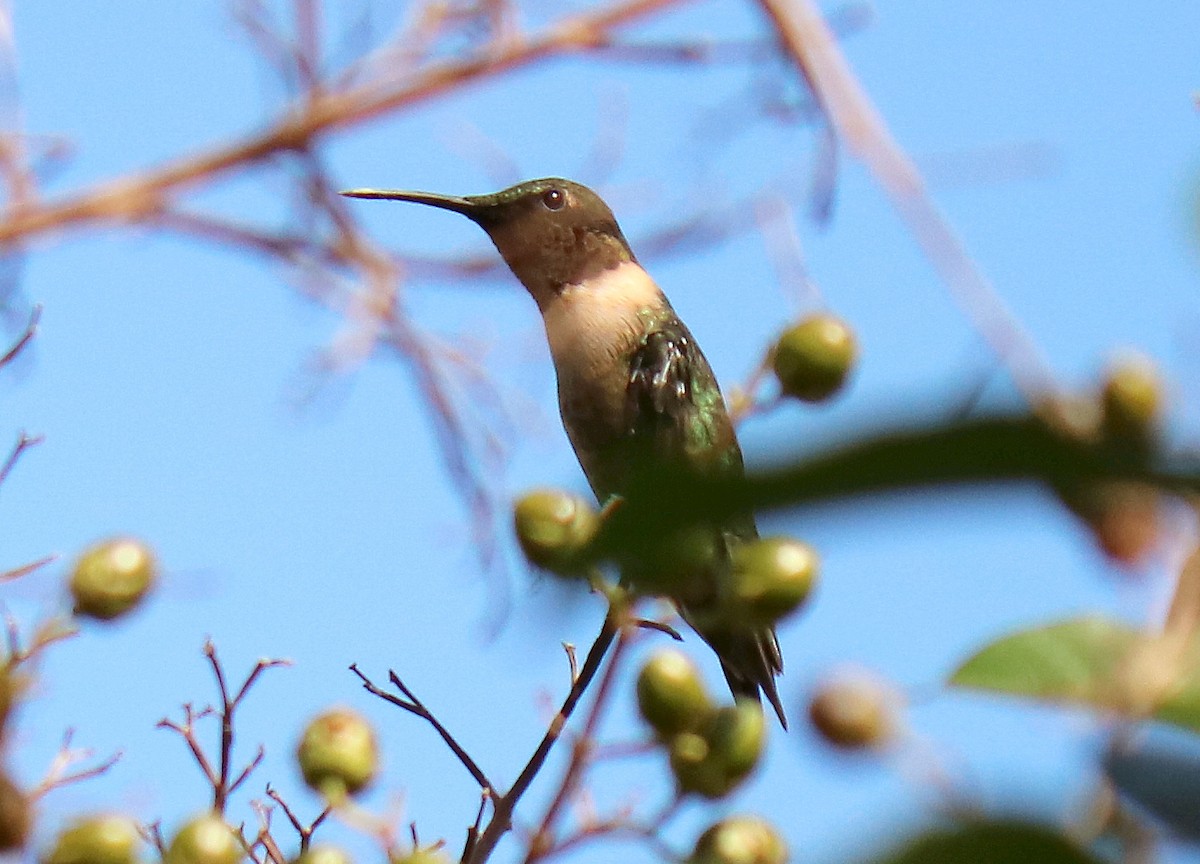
[540, 261, 668, 382]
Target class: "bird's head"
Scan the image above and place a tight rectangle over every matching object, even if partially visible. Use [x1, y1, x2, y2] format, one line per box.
[342, 178, 636, 308]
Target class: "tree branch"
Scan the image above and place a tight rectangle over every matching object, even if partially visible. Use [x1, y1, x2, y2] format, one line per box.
[0, 0, 695, 246]
[464, 607, 620, 864]
[351, 664, 495, 794]
[755, 0, 1055, 404]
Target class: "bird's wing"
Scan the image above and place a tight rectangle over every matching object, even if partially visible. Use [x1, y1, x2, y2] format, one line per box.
[625, 319, 746, 496]
[624, 317, 787, 727]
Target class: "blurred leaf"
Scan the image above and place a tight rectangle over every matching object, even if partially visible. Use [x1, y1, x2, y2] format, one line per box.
[1105, 730, 1200, 839]
[950, 616, 1138, 702]
[592, 413, 1200, 568]
[865, 821, 1101, 864]
[949, 616, 1200, 735]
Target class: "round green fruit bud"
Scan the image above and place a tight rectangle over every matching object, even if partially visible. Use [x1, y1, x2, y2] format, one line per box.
[297, 708, 379, 798]
[44, 814, 142, 864]
[669, 731, 732, 799]
[291, 845, 353, 864]
[165, 815, 241, 864]
[706, 701, 766, 780]
[690, 816, 787, 864]
[808, 674, 896, 750]
[513, 489, 599, 574]
[70, 537, 157, 621]
[637, 649, 713, 738]
[1102, 352, 1163, 443]
[729, 538, 818, 626]
[0, 773, 29, 852]
[771, 314, 857, 403]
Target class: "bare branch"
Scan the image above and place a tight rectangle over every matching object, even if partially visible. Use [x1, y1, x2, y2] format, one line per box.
[157, 704, 221, 789]
[159, 646, 289, 815]
[631, 618, 682, 641]
[266, 785, 330, 853]
[0, 552, 55, 583]
[230, 745, 267, 795]
[350, 663, 495, 794]
[756, 0, 1056, 403]
[563, 642, 579, 685]
[523, 620, 636, 862]
[465, 608, 620, 864]
[0, 430, 42, 488]
[31, 729, 122, 799]
[5, 613, 77, 665]
[142, 821, 167, 860]
[0, 0, 695, 246]
[0, 303, 39, 368]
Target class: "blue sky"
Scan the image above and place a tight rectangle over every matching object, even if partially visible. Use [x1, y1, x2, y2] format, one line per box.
[2, 1, 1198, 862]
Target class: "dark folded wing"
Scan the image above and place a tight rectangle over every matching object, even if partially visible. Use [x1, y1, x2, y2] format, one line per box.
[624, 318, 787, 727]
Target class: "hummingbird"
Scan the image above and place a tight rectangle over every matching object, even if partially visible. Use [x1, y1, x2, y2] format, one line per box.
[342, 178, 786, 727]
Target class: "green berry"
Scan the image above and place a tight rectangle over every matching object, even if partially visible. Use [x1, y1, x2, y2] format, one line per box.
[690, 816, 787, 864]
[808, 675, 895, 750]
[771, 314, 857, 403]
[669, 702, 766, 799]
[291, 845, 352, 864]
[729, 538, 818, 626]
[165, 815, 241, 864]
[70, 538, 157, 621]
[669, 731, 730, 799]
[513, 489, 599, 574]
[297, 708, 379, 798]
[637, 650, 714, 738]
[706, 701, 766, 780]
[44, 814, 142, 864]
[1102, 352, 1163, 443]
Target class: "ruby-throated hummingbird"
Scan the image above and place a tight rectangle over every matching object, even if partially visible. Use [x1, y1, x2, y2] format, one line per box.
[343, 178, 786, 727]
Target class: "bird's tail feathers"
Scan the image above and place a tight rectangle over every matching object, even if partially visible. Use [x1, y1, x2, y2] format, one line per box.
[705, 626, 787, 730]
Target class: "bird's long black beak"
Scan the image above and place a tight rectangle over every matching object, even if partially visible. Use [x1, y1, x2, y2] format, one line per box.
[340, 188, 482, 218]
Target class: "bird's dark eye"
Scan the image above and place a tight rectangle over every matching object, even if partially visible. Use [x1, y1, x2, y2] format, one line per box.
[541, 188, 566, 211]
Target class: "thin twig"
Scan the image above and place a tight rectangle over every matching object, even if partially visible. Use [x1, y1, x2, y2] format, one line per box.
[756, 0, 1057, 404]
[543, 793, 682, 862]
[158, 705, 220, 789]
[563, 642, 579, 684]
[266, 785, 330, 853]
[160, 646, 290, 815]
[0, 431, 42, 487]
[249, 799, 289, 864]
[351, 663, 495, 794]
[632, 618, 682, 641]
[523, 620, 635, 862]
[30, 729, 122, 799]
[461, 790, 491, 863]
[464, 609, 620, 864]
[0, 552, 55, 583]
[144, 821, 167, 859]
[0, 0, 695, 246]
[0, 303, 39, 367]
[208, 642, 291, 813]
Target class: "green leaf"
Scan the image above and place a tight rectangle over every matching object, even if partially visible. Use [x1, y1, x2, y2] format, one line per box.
[949, 616, 1200, 735]
[865, 821, 1102, 864]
